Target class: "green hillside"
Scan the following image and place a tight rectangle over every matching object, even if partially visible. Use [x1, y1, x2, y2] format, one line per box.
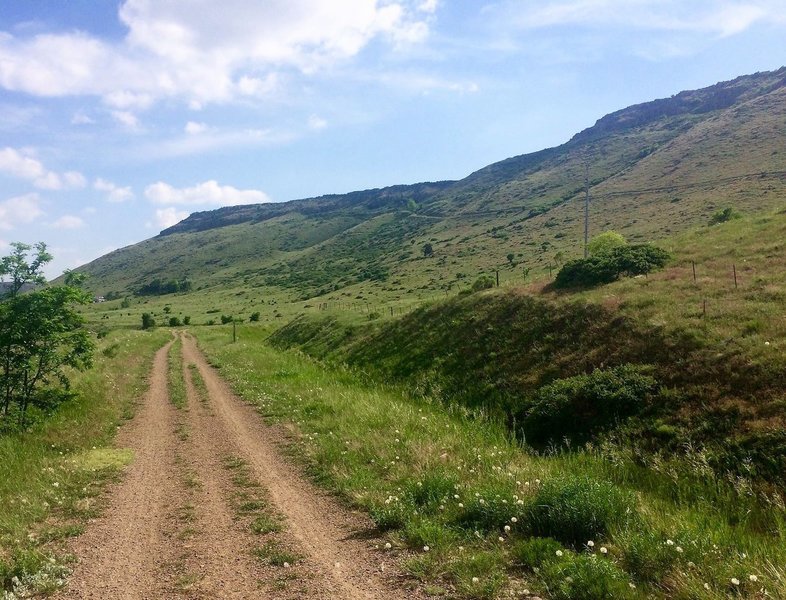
[73, 68, 786, 305]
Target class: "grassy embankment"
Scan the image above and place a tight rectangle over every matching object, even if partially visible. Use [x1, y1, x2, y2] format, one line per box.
[270, 211, 786, 486]
[0, 328, 170, 597]
[196, 324, 786, 599]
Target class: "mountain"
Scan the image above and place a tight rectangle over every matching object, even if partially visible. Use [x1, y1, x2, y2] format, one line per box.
[74, 67, 786, 302]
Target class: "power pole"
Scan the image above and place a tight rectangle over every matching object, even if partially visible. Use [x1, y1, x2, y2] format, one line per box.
[583, 162, 590, 258]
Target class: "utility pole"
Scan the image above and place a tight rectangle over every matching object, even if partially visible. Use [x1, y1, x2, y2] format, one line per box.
[584, 162, 590, 258]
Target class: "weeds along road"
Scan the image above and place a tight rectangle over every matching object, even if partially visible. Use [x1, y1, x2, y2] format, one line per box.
[57, 332, 412, 600]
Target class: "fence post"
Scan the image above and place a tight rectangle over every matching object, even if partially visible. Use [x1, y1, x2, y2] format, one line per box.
[733, 264, 738, 289]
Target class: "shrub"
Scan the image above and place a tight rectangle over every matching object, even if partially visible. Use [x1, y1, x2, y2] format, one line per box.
[471, 275, 496, 292]
[168, 316, 181, 327]
[588, 231, 626, 256]
[520, 364, 657, 447]
[709, 206, 740, 225]
[553, 244, 670, 288]
[141, 313, 155, 329]
[250, 312, 261, 322]
[525, 475, 638, 546]
[220, 315, 233, 325]
[183, 316, 191, 325]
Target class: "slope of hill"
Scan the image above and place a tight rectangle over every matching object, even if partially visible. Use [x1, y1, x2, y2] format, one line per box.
[74, 68, 786, 305]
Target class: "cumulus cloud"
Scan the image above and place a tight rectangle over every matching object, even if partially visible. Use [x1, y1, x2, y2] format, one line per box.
[94, 178, 135, 203]
[0, 147, 86, 190]
[50, 215, 85, 229]
[0, 193, 44, 230]
[152, 207, 189, 229]
[145, 180, 270, 206]
[0, 1, 434, 108]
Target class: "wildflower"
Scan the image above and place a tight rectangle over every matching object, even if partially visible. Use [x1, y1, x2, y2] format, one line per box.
[666, 539, 674, 546]
[385, 543, 392, 550]
[283, 562, 290, 568]
[498, 537, 505, 542]
[472, 577, 479, 584]
[704, 583, 710, 590]
[629, 583, 636, 589]
[676, 546, 683, 553]
[749, 574, 758, 582]
[731, 578, 740, 586]
[600, 547, 608, 554]
[423, 545, 430, 552]
[555, 550, 563, 557]
[458, 503, 464, 508]
[511, 517, 518, 523]
[587, 540, 594, 548]
[504, 525, 511, 533]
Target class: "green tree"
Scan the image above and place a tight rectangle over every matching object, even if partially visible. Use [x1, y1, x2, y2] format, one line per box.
[0, 243, 94, 424]
[588, 231, 626, 256]
[141, 313, 155, 329]
[506, 253, 515, 265]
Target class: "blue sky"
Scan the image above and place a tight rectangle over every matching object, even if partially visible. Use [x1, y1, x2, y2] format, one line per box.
[1, 0, 784, 277]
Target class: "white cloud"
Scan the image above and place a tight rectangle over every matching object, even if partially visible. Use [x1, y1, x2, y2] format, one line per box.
[499, 0, 775, 35]
[94, 178, 135, 203]
[71, 110, 95, 125]
[145, 180, 270, 206]
[308, 114, 328, 130]
[184, 121, 208, 135]
[0, 193, 44, 230]
[0, 147, 86, 190]
[111, 110, 140, 129]
[418, 0, 439, 14]
[50, 215, 85, 229]
[152, 207, 189, 229]
[0, 1, 434, 108]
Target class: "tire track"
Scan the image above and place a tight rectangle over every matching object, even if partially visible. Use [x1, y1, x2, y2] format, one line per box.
[180, 334, 412, 600]
[56, 340, 179, 600]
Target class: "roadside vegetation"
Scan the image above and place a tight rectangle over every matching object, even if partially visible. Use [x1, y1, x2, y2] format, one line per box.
[196, 325, 786, 598]
[0, 328, 169, 596]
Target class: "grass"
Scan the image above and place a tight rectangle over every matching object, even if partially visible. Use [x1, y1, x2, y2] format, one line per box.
[195, 325, 786, 598]
[0, 328, 170, 596]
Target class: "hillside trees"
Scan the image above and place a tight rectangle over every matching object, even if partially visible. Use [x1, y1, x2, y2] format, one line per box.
[0, 243, 94, 425]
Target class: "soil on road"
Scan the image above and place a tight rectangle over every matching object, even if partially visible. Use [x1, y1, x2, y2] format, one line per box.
[57, 333, 415, 600]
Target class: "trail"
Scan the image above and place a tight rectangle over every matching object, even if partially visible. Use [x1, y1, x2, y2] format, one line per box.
[56, 341, 179, 600]
[58, 334, 413, 599]
[180, 333, 410, 600]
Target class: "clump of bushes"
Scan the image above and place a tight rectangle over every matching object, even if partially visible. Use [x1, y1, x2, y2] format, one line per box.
[553, 244, 670, 288]
[471, 275, 496, 292]
[709, 206, 740, 225]
[520, 364, 658, 447]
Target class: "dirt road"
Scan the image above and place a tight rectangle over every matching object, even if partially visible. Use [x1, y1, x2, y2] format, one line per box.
[57, 333, 412, 599]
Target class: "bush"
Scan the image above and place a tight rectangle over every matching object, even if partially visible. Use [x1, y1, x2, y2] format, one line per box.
[525, 475, 638, 546]
[250, 312, 261, 322]
[471, 275, 496, 292]
[553, 244, 670, 288]
[183, 316, 191, 325]
[220, 315, 233, 325]
[520, 364, 658, 447]
[168, 316, 181, 327]
[709, 206, 740, 225]
[141, 313, 155, 329]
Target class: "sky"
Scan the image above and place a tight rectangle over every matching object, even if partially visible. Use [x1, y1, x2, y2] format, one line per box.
[1, 0, 785, 278]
